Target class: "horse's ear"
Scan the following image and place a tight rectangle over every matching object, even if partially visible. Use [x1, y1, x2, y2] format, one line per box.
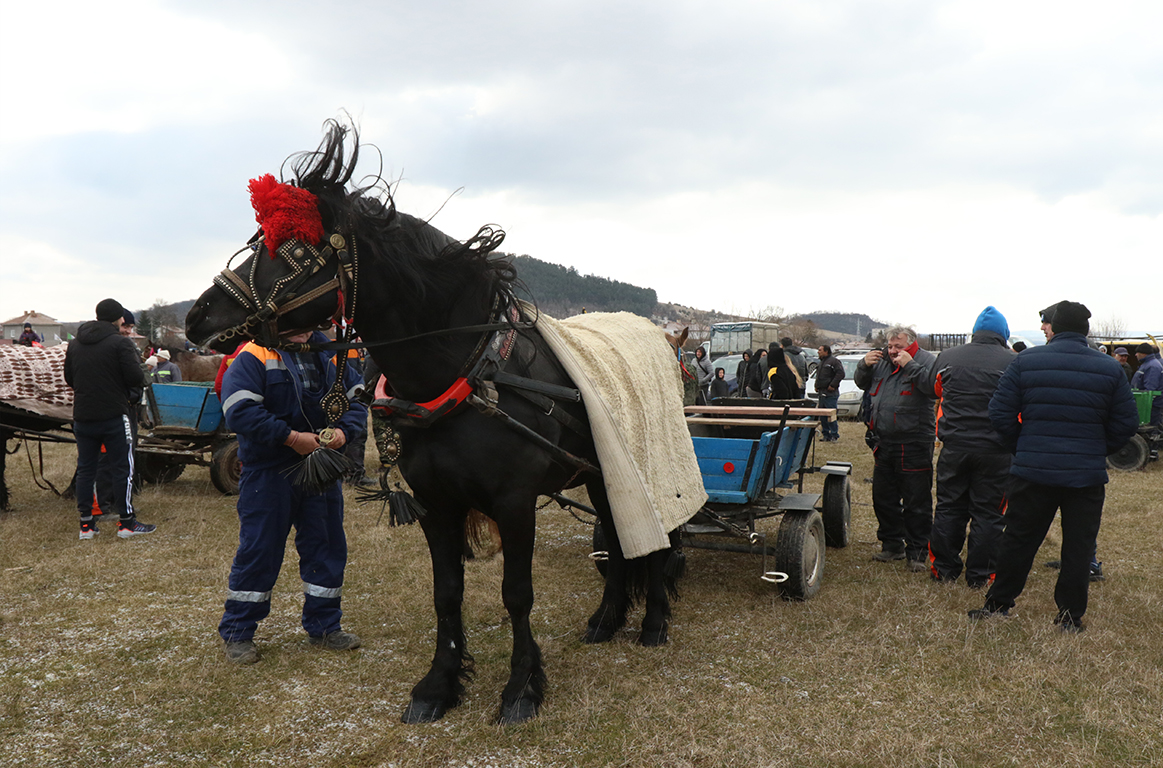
[679, 328, 689, 346]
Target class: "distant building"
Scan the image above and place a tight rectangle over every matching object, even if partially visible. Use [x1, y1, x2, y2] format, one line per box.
[2, 310, 63, 346]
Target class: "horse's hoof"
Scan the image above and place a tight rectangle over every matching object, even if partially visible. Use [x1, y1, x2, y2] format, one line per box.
[401, 699, 446, 724]
[583, 625, 616, 644]
[495, 697, 540, 725]
[638, 625, 668, 647]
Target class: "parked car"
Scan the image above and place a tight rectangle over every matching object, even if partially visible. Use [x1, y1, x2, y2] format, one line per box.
[807, 353, 867, 419]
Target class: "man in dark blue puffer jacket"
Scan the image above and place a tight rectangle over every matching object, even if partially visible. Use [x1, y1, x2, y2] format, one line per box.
[969, 301, 1138, 632]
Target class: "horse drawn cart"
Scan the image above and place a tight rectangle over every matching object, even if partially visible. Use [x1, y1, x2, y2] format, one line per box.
[581, 400, 850, 601]
[136, 382, 240, 495]
[680, 401, 851, 600]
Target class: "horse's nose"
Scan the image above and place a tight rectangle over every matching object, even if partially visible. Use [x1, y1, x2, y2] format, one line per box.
[185, 301, 205, 336]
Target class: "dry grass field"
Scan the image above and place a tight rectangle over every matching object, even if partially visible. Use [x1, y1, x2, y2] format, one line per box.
[2, 429, 1161, 768]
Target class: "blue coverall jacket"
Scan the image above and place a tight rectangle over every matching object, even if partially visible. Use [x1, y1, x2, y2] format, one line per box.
[218, 334, 367, 642]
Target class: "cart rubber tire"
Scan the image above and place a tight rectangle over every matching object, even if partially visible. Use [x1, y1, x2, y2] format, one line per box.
[1107, 434, 1149, 472]
[210, 439, 241, 495]
[136, 453, 185, 485]
[592, 521, 609, 579]
[775, 510, 825, 601]
[821, 473, 851, 548]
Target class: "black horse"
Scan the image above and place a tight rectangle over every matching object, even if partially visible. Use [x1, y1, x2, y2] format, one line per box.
[186, 121, 680, 725]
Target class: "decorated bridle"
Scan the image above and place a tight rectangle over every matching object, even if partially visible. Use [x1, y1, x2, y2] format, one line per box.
[210, 174, 357, 352]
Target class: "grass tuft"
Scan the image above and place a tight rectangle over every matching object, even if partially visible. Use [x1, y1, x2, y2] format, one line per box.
[1, 432, 1161, 767]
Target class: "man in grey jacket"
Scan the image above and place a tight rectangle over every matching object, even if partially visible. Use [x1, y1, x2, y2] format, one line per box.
[855, 326, 938, 571]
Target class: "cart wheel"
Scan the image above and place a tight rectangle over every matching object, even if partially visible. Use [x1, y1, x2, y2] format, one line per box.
[821, 473, 851, 548]
[592, 522, 609, 579]
[210, 439, 241, 495]
[775, 510, 825, 601]
[136, 453, 185, 485]
[1107, 434, 1149, 471]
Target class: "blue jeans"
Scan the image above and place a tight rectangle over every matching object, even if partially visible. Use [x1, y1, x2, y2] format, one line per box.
[818, 393, 839, 439]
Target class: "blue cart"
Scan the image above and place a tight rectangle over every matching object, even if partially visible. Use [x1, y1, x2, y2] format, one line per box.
[136, 382, 240, 494]
[681, 403, 851, 600]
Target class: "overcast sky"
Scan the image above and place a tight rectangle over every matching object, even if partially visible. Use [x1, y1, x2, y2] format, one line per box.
[1, 0, 1160, 338]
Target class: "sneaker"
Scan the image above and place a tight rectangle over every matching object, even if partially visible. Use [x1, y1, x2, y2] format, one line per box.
[79, 522, 99, 540]
[908, 558, 929, 573]
[1090, 563, 1104, 582]
[968, 606, 1009, 620]
[1055, 618, 1085, 634]
[871, 549, 906, 562]
[224, 640, 259, 664]
[307, 630, 362, 651]
[117, 519, 157, 538]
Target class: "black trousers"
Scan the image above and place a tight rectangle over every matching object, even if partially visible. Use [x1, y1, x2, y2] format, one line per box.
[984, 477, 1104, 622]
[75, 416, 135, 523]
[930, 450, 1010, 585]
[872, 442, 934, 561]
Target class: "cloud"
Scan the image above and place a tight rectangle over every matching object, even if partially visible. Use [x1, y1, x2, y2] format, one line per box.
[1, 0, 1160, 330]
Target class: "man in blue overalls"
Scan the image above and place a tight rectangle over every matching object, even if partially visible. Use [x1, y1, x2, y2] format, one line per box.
[218, 329, 367, 664]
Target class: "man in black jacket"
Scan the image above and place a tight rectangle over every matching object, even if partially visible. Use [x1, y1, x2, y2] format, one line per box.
[970, 301, 1138, 632]
[64, 298, 156, 539]
[927, 307, 1016, 588]
[814, 345, 844, 441]
[855, 326, 938, 570]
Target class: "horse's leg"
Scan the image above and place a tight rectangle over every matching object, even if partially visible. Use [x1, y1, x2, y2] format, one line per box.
[402, 503, 473, 724]
[492, 498, 545, 724]
[583, 479, 631, 644]
[638, 542, 675, 647]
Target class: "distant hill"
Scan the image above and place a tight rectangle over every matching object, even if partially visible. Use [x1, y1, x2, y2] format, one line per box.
[793, 312, 887, 338]
[510, 254, 657, 319]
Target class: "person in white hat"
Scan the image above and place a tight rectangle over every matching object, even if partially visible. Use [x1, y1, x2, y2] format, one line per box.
[152, 349, 183, 383]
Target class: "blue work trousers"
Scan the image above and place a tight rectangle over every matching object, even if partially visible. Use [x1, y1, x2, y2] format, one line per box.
[219, 466, 347, 642]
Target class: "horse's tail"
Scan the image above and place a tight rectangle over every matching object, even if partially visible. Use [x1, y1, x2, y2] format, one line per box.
[464, 508, 503, 560]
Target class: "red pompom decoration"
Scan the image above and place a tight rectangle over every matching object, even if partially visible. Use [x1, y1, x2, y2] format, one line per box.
[248, 174, 325, 257]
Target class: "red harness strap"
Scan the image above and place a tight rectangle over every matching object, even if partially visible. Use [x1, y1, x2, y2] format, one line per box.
[372, 375, 475, 420]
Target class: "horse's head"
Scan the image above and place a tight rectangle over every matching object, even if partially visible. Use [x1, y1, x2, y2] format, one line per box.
[664, 327, 689, 362]
[186, 122, 364, 352]
[185, 234, 346, 353]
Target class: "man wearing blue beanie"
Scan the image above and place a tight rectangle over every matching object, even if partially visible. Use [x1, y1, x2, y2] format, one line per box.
[924, 306, 1017, 587]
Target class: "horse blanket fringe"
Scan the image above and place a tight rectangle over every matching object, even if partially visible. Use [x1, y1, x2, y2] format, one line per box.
[528, 304, 707, 559]
[0, 344, 73, 420]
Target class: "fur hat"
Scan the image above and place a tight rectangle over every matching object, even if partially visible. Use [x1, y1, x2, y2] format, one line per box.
[96, 298, 124, 323]
[1050, 301, 1091, 335]
[973, 306, 1009, 339]
[157, 349, 171, 361]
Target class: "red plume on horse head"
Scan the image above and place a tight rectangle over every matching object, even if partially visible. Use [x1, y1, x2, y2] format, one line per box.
[247, 173, 325, 257]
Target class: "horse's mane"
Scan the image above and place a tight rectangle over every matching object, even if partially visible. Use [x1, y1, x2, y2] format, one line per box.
[284, 119, 519, 319]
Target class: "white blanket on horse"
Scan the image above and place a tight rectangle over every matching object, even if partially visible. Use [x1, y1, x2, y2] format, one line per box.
[531, 306, 707, 559]
[0, 343, 73, 421]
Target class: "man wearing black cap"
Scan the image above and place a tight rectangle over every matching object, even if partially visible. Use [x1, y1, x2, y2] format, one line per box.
[969, 300, 1138, 632]
[1131, 343, 1162, 427]
[64, 298, 156, 539]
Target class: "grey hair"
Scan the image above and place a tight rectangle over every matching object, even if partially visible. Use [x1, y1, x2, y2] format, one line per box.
[885, 326, 917, 343]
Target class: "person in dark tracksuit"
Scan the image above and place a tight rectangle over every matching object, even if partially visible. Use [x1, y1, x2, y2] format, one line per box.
[927, 307, 1016, 588]
[218, 330, 367, 664]
[64, 298, 155, 540]
[969, 301, 1138, 632]
[855, 326, 938, 571]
